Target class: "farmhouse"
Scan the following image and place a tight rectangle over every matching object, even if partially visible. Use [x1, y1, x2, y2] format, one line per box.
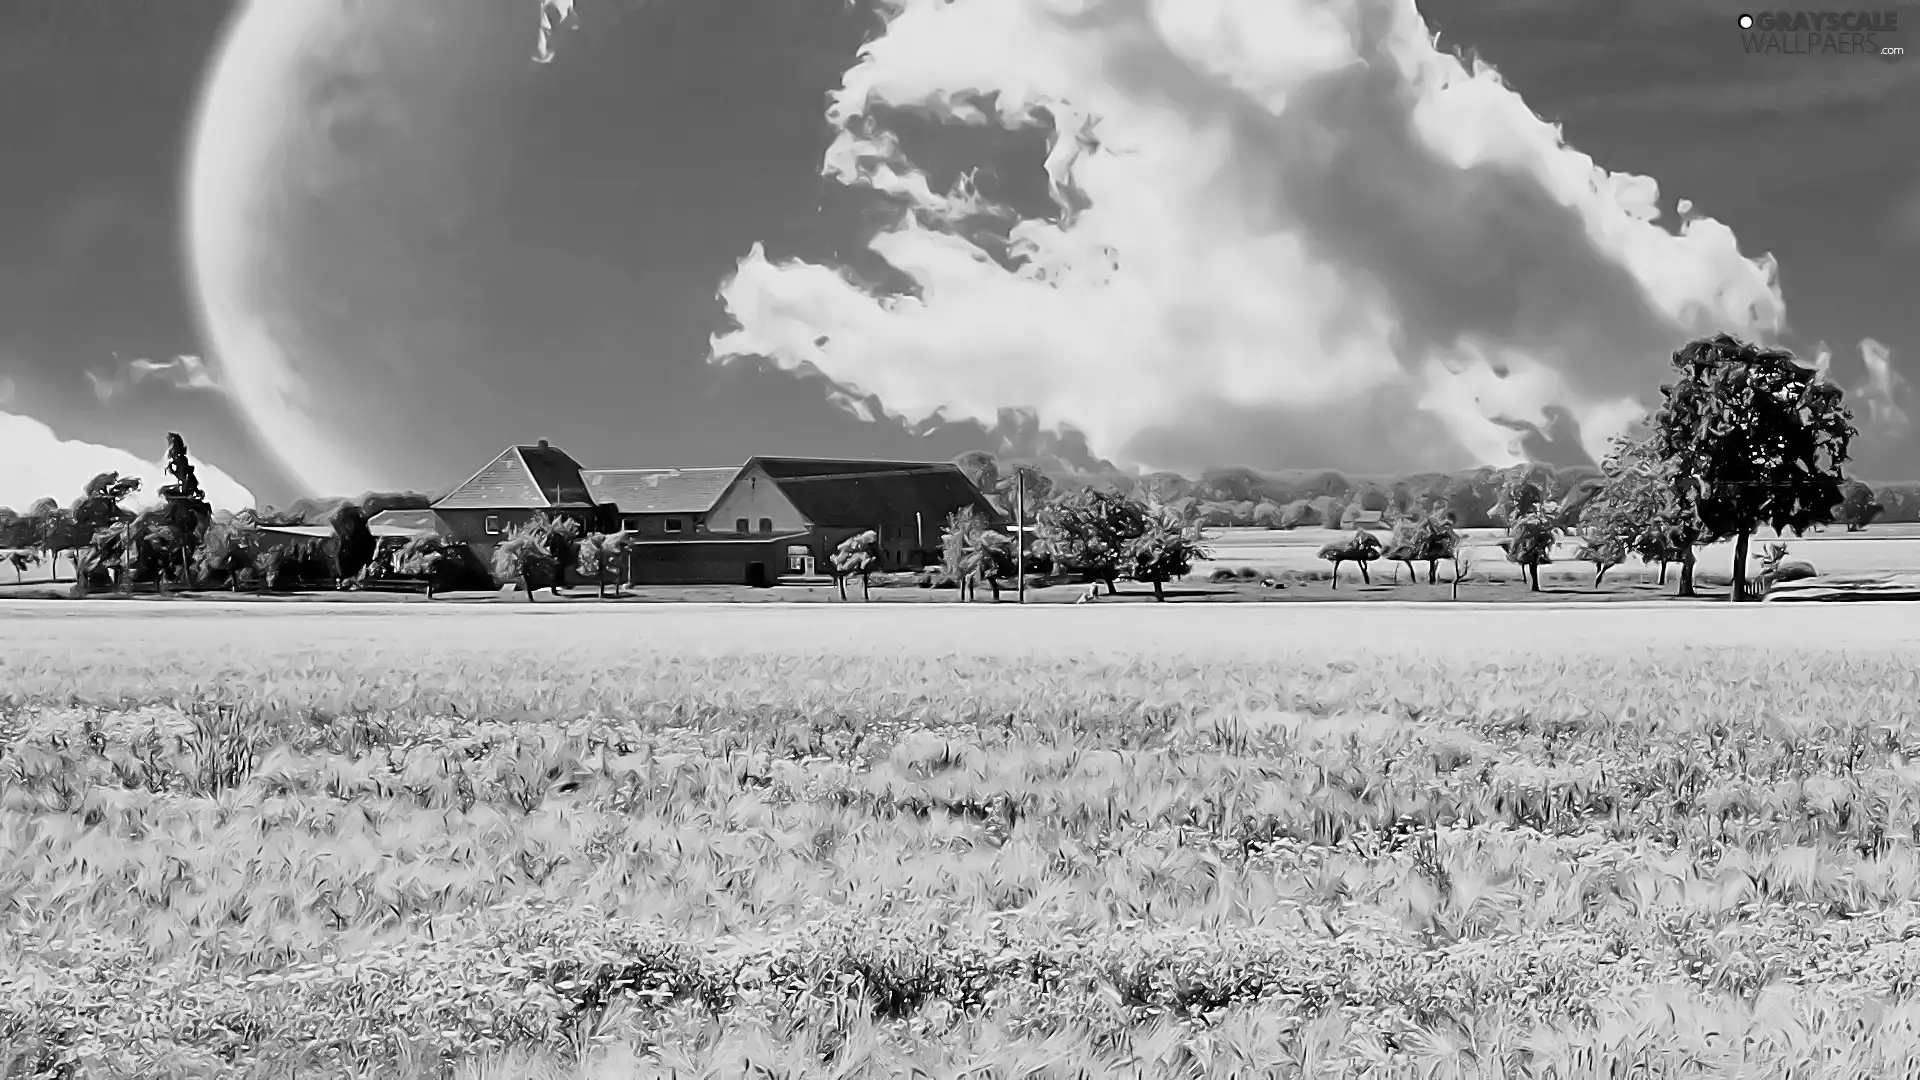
[421, 442, 1001, 587]
[427, 441, 600, 569]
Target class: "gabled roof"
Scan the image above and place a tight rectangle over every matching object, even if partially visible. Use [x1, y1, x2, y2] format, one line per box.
[581, 467, 738, 515]
[433, 443, 593, 510]
[743, 457, 1002, 529]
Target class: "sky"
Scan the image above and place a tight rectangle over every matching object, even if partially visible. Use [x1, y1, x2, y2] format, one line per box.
[1, 0, 1916, 511]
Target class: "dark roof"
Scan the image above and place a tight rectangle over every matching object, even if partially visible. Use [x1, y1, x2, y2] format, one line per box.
[745, 457, 1001, 529]
[581, 467, 738, 514]
[434, 443, 593, 510]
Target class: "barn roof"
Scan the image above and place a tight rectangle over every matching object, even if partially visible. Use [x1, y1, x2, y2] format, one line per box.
[257, 525, 335, 540]
[581, 467, 738, 514]
[433, 442, 593, 510]
[366, 509, 445, 538]
[745, 457, 1002, 529]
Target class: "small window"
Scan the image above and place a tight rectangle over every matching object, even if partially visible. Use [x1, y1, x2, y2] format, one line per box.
[735, 518, 749, 534]
[621, 516, 642, 532]
[758, 518, 773, 534]
[665, 518, 684, 534]
[484, 515, 501, 535]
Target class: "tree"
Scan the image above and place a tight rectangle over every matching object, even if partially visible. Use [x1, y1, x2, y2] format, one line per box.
[571, 530, 632, 600]
[1317, 529, 1382, 588]
[1502, 496, 1558, 594]
[1251, 501, 1285, 529]
[1381, 513, 1457, 585]
[940, 507, 979, 601]
[1493, 471, 1559, 592]
[71, 472, 141, 533]
[397, 534, 454, 600]
[1277, 499, 1317, 529]
[1413, 514, 1459, 585]
[157, 433, 213, 585]
[1835, 480, 1883, 532]
[5, 549, 37, 583]
[534, 515, 585, 594]
[1572, 521, 1628, 588]
[130, 511, 186, 594]
[1596, 434, 1703, 592]
[28, 500, 84, 583]
[965, 528, 1017, 601]
[330, 502, 377, 583]
[1651, 333, 1858, 602]
[1450, 549, 1474, 601]
[491, 521, 555, 601]
[831, 530, 881, 600]
[193, 523, 246, 589]
[596, 530, 632, 597]
[256, 546, 287, 594]
[1380, 519, 1421, 584]
[1124, 504, 1212, 600]
[1035, 488, 1148, 596]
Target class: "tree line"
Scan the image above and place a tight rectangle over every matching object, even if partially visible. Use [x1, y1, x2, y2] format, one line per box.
[0, 432, 395, 594]
[956, 333, 1868, 603]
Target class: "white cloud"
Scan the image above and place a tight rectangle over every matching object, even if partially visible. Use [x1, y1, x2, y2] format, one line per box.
[1854, 337, 1911, 440]
[709, 0, 1794, 472]
[85, 354, 222, 402]
[0, 411, 255, 514]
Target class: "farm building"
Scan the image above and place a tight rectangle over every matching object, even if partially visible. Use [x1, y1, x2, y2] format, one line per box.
[579, 467, 738, 538]
[422, 442, 1001, 587]
[427, 440, 600, 570]
[699, 457, 1003, 574]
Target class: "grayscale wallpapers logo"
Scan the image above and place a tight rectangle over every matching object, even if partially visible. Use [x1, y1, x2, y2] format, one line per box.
[1738, 11, 1905, 58]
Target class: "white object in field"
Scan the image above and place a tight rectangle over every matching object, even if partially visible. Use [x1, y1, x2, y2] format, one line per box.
[1075, 582, 1099, 604]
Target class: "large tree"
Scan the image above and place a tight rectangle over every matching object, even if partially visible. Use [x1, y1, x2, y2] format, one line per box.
[1035, 488, 1148, 596]
[1651, 333, 1857, 602]
[157, 432, 213, 586]
[329, 502, 377, 583]
[1123, 504, 1211, 601]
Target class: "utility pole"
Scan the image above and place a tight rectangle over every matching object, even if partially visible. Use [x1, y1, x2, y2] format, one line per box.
[1015, 468, 1025, 605]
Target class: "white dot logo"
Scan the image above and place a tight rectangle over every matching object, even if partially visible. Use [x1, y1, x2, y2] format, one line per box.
[1738, 13, 1754, 28]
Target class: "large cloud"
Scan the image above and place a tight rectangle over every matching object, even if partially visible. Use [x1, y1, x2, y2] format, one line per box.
[707, 0, 1797, 473]
[0, 411, 254, 513]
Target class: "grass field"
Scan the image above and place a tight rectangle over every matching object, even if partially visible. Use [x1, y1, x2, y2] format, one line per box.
[4, 602, 1920, 1078]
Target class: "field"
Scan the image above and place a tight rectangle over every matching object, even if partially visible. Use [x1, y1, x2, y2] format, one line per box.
[4, 602, 1920, 1078]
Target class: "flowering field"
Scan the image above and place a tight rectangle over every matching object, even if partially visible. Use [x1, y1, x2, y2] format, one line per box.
[3, 602, 1920, 1078]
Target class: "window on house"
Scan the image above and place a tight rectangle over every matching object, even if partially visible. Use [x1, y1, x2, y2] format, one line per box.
[758, 518, 773, 534]
[665, 518, 684, 534]
[484, 515, 501, 535]
[622, 516, 642, 532]
[735, 518, 749, 534]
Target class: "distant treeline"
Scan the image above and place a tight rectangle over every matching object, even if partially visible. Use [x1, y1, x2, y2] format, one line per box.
[952, 453, 1920, 531]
